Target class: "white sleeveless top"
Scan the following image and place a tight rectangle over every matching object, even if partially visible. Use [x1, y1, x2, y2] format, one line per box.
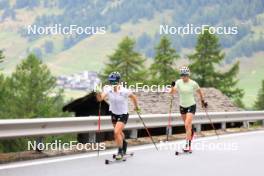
[103, 86, 132, 115]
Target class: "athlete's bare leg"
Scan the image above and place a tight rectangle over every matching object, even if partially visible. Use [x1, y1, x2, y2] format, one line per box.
[185, 113, 193, 140]
[114, 122, 125, 148]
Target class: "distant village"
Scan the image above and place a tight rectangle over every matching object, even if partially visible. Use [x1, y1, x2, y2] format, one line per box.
[56, 71, 100, 91]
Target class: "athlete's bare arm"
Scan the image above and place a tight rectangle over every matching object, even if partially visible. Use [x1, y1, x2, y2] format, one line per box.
[196, 88, 204, 101]
[129, 94, 139, 110]
[170, 86, 177, 95]
[96, 92, 107, 102]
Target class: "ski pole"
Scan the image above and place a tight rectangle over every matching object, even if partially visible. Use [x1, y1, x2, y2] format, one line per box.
[204, 107, 219, 139]
[136, 111, 159, 151]
[166, 95, 173, 141]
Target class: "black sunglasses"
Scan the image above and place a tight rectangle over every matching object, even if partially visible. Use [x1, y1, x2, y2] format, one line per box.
[180, 74, 189, 77]
[109, 80, 119, 85]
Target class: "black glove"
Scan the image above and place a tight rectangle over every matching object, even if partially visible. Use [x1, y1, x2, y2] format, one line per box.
[201, 100, 208, 108]
[171, 81, 175, 87]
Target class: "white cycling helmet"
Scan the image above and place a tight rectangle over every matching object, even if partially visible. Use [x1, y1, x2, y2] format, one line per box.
[179, 66, 190, 76]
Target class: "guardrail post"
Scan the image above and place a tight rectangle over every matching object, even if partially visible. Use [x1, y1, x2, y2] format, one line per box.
[243, 121, 249, 128]
[166, 127, 172, 136]
[130, 129, 138, 139]
[221, 122, 226, 130]
[194, 124, 201, 132]
[36, 136, 44, 152]
[89, 132, 96, 142]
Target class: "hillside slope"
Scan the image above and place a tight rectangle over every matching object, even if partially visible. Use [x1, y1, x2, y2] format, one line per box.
[0, 0, 264, 107]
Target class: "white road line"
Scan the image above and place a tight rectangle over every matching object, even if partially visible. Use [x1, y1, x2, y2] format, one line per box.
[0, 130, 263, 170]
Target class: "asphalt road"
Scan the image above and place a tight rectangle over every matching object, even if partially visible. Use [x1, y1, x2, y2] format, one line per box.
[1, 130, 264, 176]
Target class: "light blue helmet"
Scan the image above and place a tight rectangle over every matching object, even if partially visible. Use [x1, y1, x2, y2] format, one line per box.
[180, 66, 190, 76]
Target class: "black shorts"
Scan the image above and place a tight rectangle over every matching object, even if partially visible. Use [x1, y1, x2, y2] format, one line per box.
[111, 112, 129, 125]
[180, 104, 196, 115]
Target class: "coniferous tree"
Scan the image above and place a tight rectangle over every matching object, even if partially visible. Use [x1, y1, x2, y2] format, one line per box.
[0, 50, 6, 117]
[102, 37, 146, 85]
[188, 29, 244, 100]
[0, 54, 68, 152]
[0, 50, 4, 65]
[150, 36, 179, 85]
[254, 80, 264, 110]
[3, 54, 65, 119]
[0, 74, 8, 117]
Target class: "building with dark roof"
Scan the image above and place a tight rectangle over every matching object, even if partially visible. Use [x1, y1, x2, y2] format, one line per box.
[129, 88, 241, 114]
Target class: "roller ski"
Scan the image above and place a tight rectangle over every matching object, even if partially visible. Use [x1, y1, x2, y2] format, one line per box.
[105, 151, 134, 165]
[175, 146, 192, 155]
[112, 152, 134, 159]
[105, 140, 133, 165]
[105, 154, 126, 165]
[175, 131, 194, 156]
[112, 141, 133, 159]
[175, 142, 193, 155]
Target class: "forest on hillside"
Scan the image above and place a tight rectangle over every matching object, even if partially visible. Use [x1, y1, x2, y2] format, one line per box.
[1, 0, 264, 62]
